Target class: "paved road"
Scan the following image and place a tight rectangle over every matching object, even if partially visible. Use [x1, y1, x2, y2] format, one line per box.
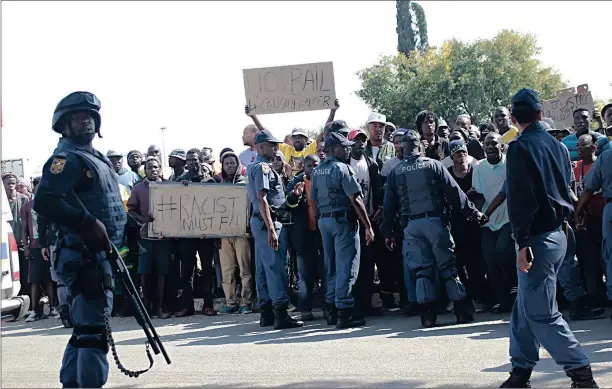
[2, 309, 611, 388]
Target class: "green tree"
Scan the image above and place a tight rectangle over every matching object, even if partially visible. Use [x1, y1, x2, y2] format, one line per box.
[396, 1, 428, 56]
[357, 30, 567, 129]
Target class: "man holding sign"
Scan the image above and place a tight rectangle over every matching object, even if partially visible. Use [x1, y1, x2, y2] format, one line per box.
[245, 99, 339, 177]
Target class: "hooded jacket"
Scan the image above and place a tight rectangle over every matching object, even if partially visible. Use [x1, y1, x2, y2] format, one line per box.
[219, 152, 246, 184]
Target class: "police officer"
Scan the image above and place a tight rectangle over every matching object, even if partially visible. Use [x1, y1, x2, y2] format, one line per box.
[247, 129, 303, 330]
[381, 130, 485, 329]
[575, 139, 612, 322]
[310, 132, 374, 329]
[34, 91, 127, 388]
[501, 89, 597, 388]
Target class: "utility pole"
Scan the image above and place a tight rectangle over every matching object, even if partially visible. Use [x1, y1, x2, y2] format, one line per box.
[160, 126, 167, 168]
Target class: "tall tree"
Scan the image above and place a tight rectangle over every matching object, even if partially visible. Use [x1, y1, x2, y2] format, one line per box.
[357, 30, 566, 129]
[396, 1, 428, 56]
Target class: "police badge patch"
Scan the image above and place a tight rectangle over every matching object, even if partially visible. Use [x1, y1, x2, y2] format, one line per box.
[50, 157, 66, 174]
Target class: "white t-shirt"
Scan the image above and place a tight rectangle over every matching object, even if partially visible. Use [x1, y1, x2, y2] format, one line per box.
[350, 157, 370, 205]
[472, 155, 509, 231]
[239, 148, 258, 167]
[371, 146, 380, 162]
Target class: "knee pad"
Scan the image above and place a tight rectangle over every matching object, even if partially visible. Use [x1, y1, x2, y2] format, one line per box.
[69, 326, 109, 354]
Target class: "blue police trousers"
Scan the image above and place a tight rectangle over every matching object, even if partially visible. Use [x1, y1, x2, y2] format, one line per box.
[250, 217, 290, 310]
[56, 246, 112, 388]
[404, 218, 466, 304]
[318, 217, 360, 309]
[510, 228, 590, 372]
[401, 231, 417, 302]
[557, 225, 587, 303]
[603, 203, 612, 300]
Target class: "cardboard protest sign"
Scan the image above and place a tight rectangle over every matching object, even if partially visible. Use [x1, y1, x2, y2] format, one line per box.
[148, 182, 249, 238]
[243, 61, 336, 115]
[542, 84, 594, 129]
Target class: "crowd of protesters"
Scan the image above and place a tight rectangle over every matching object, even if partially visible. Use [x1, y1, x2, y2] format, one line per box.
[3, 99, 611, 329]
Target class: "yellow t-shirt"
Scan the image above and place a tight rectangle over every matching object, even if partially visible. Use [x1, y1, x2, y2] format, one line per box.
[118, 184, 130, 212]
[501, 126, 519, 144]
[279, 141, 318, 176]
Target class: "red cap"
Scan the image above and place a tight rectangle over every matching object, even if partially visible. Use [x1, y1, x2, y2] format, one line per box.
[348, 128, 367, 141]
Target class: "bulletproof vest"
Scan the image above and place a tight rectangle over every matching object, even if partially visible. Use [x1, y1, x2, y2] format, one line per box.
[394, 156, 443, 216]
[247, 161, 286, 215]
[63, 147, 127, 246]
[311, 158, 351, 213]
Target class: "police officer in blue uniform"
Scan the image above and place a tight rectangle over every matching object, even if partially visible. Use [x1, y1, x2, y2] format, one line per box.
[247, 129, 304, 330]
[575, 149, 612, 322]
[310, 132, 374, 329]
[501, 89, 598, 388]
[381, 130, 485, 329]
[33, 92, 127, 388]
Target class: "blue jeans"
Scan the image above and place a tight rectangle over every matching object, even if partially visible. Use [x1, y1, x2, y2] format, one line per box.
[318, 217, 360, 309]
[295, 230, 325, 312]
[557, 225, 587, 303]
[250, 217, 290, 310]
[509, 228, 590, 372]
[55, 242, 112, 388]
[404, 217, 466, 304]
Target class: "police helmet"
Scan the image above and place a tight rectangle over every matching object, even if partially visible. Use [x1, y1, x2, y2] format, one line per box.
[52, 91, 101, 134]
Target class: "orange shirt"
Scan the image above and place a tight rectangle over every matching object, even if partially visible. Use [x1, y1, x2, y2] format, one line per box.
[304, 177, 317, 231]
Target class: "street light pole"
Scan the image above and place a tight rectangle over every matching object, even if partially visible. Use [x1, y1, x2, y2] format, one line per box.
[160, 126, 167, 168]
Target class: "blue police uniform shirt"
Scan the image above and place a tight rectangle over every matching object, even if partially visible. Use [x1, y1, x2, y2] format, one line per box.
[583, 149, 612, 199]
[506, 121, 574, 249]
[310, 156, 361, 214]
[247, 154, 286, 214]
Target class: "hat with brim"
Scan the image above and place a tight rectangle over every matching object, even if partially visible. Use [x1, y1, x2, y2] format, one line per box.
[291, 128, 308, 138]
[449, 140, 468, 156]
[325, 132, 354, 148]
[169, 148, 187, 161]
[254, 129, 283, 144]
[348, 129, 368, 141]
[107, 150, 122, 158]
[367, 113, 387, 125]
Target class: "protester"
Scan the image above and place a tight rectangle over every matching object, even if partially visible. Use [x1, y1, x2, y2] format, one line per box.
[167, 148, 187, 181]
[21, 177, 59, 322]
[3, 172, 30, 297]
[216, 150, 253, 315]
[128, 157, 173, 318]
[107, 150, 141, 191]
[493, 107, 519, 144]
[365, 113, 396, 168]
[384, 122, 397, 142]
[127, 150, 145, 178]
[416, 110, 449, 161]
[562, 108, 611, 161]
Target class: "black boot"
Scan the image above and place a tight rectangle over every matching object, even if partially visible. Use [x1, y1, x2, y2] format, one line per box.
[259, 303, 274, 327]
[273, 308, 304, 330]
[326, 303, 338, 326]
[454, 298, 475, 324]
[500, 367, 532, 388]
[336, 309, 365, 329]
[400, 301, 420, 317]
[568, 298, 605, 321]
[420, 304, 437, 328]
[567, 365, 598, 388]
[60, 304, 73, 329]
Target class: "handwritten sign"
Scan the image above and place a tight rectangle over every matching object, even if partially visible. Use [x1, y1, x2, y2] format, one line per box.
[243, 61, 336, 115]
[542, 84, 594, 129]
[148, 182, 249, 238]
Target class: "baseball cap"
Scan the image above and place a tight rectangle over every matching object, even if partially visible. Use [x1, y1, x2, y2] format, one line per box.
[291, 128, 308, 138]
[449, 140, 468, 156]
[392, 129, 408, 140]
[169, 148, 187, 161]
[330, 120, 349, 133]
[401, 130, 421, 142]
[367, 112, 387, 125]
[254, 129, 283, 145]
[511, 88, 543, 111]
[275, 150, 286, 161]
[107, 150, 122, 158]
[325, 132, 354, 148]
[438, 119, 449, 128]
[348, 128, 368, 141]
[127, 150, 142, 159]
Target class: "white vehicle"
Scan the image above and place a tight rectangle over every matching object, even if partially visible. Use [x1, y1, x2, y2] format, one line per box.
[1, 186, 30, 321]
[1, 158, 25, 179]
